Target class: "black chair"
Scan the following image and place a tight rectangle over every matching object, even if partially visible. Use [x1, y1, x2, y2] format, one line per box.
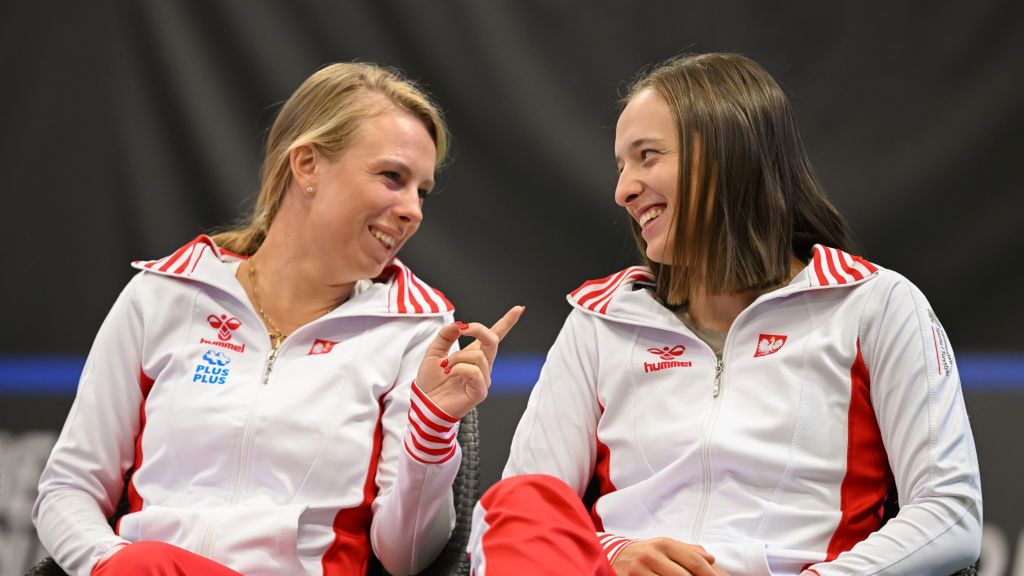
[26, 408, 480, 576]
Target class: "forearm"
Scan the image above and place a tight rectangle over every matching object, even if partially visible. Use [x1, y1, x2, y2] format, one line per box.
[804, 493, 980, 575]
[34, 489, 130, 576]
[371, 383, 461, 576]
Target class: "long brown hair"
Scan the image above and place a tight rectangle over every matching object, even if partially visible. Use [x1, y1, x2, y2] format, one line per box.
[212, 62, 449, 255]
[624, 53, 854, 305]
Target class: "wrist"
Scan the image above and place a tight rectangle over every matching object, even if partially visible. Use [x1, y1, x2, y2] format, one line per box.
[404, 381, 459, 464]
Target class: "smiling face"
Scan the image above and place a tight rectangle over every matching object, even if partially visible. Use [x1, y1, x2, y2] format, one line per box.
[614, 88, 682, 264]
[307, 104, 437, 281]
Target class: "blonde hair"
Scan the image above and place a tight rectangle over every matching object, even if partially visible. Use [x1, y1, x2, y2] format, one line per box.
[212, 62, 449, 255]
[624, 53, 853, 304]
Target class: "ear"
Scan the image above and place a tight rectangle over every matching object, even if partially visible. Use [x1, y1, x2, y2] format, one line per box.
[288, 144, 318, 194]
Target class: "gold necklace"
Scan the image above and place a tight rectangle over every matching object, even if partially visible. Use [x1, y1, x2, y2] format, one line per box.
[248, 258, 287, 350]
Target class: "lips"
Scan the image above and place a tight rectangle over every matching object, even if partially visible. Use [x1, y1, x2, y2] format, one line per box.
[369, 226, 398, 250]
[636, 204, 666, 229]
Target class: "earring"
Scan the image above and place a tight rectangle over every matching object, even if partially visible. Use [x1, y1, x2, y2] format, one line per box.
[305, 185, 315, 195]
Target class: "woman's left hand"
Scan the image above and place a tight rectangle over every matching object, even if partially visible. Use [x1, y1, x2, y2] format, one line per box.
[416, 306, 525, 419]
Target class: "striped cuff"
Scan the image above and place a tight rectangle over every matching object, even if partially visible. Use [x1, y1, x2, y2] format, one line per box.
[597, 532, 636, 564]
[404, 381, 459, 464]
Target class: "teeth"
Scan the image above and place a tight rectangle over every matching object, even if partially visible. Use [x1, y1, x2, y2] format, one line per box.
[638, 208, 663, 227]
[371, 229, 395, 249]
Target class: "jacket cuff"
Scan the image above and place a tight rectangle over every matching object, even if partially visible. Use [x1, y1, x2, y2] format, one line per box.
[596, 531, 637, 564]
[404, 381, 459, 464]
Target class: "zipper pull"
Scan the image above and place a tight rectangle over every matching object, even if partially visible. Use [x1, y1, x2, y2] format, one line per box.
[713, 358, 723, 397]
[262, 347, 279, 385]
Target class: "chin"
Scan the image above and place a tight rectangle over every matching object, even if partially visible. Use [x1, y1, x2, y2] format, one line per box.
[645, 243, 673, 265]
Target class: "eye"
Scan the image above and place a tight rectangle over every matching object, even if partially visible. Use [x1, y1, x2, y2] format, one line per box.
[382, 171, 401, 183]
[640, 149, 658, 161]
[418, 188, 431, 201]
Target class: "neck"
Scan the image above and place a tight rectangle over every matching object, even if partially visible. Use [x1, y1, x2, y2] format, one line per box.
[238, 230, 356, 338]
[686, 254, 806, 332]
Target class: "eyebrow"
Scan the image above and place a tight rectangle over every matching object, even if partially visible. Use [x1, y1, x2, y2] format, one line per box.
[377, 157, 435, 190]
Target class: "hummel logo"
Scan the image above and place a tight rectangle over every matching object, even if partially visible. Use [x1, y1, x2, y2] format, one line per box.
[754, 334, 787, 358]
[199, 312, 246, 353]
[207, 314, 242, 341]
[647, 345, 686, 360]
[644, 344, 692, 373]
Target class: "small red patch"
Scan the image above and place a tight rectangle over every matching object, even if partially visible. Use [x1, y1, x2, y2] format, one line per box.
[308, 338, 339, 356]
[754, 334, 787, 357]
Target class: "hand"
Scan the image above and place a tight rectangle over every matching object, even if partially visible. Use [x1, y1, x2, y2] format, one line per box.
[611, 538, 730, 576]
[416, 306, 525, 419]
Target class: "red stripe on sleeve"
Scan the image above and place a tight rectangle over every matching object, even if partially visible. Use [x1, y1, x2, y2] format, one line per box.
[411, 382, 460, 423]
[409, 399, 453, 435]
[408, 417, 452, 446]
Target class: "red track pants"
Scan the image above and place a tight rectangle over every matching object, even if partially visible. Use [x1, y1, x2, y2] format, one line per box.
[91, 541, 242, 576]
[468, 474, 616, 576]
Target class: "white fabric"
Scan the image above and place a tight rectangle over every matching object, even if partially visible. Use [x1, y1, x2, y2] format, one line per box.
[33, 236, 460, 576]
[503, 246, 981, 576]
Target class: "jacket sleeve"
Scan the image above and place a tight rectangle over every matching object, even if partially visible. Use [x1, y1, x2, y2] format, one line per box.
[503, 309, 602, 491]
[805, 274, 982, 576]
[497, 310, 637, 562]
[371, 314, 461, 576]
[32, 274, 147, 576]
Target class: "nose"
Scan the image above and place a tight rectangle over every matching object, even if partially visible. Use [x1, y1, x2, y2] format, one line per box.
[395, 187, 424, 227]
[614, 167, 641, 208]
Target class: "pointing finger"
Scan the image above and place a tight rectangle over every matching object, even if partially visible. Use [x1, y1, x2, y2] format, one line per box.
[490, 306, 525, 341]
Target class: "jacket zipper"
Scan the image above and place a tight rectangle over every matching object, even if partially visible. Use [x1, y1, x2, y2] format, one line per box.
[692, 356, 724, 542]
[262, 346, 279, 385]
[200, 342, 279, 559]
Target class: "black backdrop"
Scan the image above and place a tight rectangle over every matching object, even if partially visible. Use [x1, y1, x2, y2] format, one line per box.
[1, 1, 1023, 574]
[2, 0, 1022, 354]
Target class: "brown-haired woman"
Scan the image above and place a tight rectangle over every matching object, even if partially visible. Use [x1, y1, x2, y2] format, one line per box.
[33, 62, 522, 576]
[467, 53, 980, 576]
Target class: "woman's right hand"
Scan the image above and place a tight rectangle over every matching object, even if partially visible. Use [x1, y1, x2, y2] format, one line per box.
[612, 538, 730, 576]
[415, 306, 524, 419]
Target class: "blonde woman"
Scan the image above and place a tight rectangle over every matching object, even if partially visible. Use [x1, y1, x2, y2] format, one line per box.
[34, 62, 521, 576]
[468, 54, 980, 576]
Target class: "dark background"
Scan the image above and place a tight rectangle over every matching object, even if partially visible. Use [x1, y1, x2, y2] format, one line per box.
[1, 1, 1021, 574]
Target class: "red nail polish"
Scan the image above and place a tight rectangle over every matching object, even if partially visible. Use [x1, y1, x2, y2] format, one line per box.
[440, 359, 449, 368]
[444, 366, 452, 375]
[456, 321, 469, 330]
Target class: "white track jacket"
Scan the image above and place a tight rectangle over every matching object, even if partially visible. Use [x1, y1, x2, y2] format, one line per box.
[504, 245, 981, 576]
[34, 236, 462, 576]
